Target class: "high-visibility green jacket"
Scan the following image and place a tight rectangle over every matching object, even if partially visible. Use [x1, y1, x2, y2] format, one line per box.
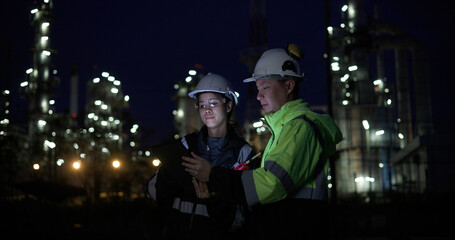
[241, 99, 343, 206]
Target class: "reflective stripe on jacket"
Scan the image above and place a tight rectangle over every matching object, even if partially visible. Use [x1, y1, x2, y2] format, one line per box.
[241, 99, 343, 206]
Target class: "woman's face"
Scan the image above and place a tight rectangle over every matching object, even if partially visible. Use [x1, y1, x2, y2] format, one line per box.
[197, 92, 232, 130]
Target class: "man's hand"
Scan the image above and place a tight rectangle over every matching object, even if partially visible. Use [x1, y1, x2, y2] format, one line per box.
[182, 152, 212, 182]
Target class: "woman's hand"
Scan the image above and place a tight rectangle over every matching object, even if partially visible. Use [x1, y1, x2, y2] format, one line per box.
[182, 152, 212, 182]
[192, 177, 216, 199]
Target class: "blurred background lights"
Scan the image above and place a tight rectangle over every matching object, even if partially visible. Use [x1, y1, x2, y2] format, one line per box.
[112, 160, 120, 168]
[152, 159, 161, 167]
[72, 161, 81, 169]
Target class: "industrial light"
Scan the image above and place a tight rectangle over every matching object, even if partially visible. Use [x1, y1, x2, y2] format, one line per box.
[348, 65, 358, 71]
[38, 119, 47, 127]
[102, 72, 109, 77]
[72, 161, 81, 170]
[57, 159, 64, 166]
[112, 160, 120, 168]
[355, 176, 375, 183]
[188, 70, 197, 76]
[340, 74, 349, 82]
[152, 159, 161, 167]
[44, 140, 56, 149]
[331, 62, 340, 71]
[185, 76, 192, 83]
[375, 130, 385, 136]
[253, 121, 263, 128]
[362, 120, 370, 130]
[130, 124, 139, 133]
[341, 5, 348, 12]
[177, 109, 184, 118]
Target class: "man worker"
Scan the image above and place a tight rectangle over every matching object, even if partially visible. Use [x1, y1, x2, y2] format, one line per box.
[183, 44, 343, 239]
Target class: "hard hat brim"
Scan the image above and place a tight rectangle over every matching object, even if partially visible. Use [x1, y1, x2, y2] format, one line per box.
[188, 89, 238, 106]
[188, 89, 226, 99]
[243, 74, 305, 83]
[243, 77, 256, 83]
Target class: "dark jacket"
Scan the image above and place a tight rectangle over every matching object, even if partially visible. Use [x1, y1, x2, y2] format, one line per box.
[148, 125, 255, 240]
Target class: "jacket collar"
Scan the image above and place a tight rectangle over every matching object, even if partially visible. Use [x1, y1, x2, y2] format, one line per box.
[264, 99, 311, 133]
[198, 124, 245, 150]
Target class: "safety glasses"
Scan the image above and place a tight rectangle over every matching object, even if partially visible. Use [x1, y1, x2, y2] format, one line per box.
[195, 98, 226, 111]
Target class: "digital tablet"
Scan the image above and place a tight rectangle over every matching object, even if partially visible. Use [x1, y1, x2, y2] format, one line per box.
[151, 140, 192, 167]
[151, 141, 194, 188]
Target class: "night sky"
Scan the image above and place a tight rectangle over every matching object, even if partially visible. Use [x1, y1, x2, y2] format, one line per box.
[1, 0, 454, 146]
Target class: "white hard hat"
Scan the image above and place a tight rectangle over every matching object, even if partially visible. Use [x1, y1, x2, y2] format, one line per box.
[243, 45, 304, 83]
[188, 73, 238, 105]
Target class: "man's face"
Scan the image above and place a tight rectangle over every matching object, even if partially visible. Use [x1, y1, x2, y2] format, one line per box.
[255, 78, 290, 114]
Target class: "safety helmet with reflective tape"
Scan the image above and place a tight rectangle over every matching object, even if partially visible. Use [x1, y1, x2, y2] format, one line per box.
[188, 73, 238, 105]
[243, 43, 305, 83]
